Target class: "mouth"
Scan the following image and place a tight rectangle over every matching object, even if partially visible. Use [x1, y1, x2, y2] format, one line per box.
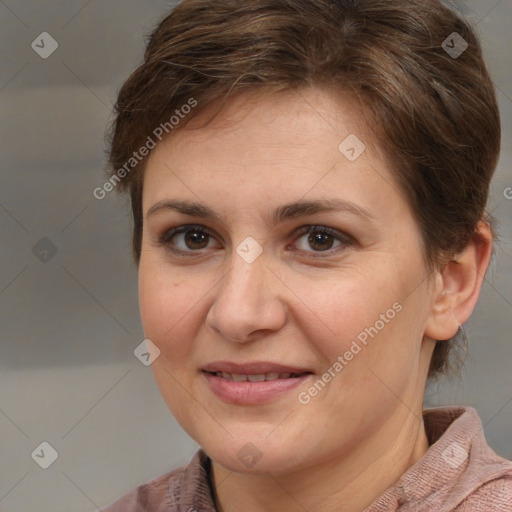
[201, 361, 314, 405]
[203, 371, 310, 382]
[201, 361, 313, 378]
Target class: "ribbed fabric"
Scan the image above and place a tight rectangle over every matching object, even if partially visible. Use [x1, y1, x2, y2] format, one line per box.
[102, 407, 512, 511]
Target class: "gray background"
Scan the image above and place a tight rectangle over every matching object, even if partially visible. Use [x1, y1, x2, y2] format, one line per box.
[0, 1, 510, 511]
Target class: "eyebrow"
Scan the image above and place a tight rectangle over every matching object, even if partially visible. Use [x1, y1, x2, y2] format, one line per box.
[146, 198, 374, 229]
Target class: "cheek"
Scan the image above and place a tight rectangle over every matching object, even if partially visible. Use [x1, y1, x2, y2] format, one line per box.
[138, 261, 201, 358]
[292, 270, 423, 389]
[138, 264, 204, 425]
[290, 272, 401, 349]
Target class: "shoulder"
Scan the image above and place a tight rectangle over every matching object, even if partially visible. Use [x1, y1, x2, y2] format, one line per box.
[101, 466, 186, 512]
[100, 450, 213, 512]
[454, 473, 512, 511]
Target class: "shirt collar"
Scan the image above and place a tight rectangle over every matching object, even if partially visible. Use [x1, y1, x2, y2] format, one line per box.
[169, 407, 510, 512]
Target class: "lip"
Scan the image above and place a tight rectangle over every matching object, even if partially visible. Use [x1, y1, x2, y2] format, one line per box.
[202, 361, 312, 375]
[201, 361, 314, 405]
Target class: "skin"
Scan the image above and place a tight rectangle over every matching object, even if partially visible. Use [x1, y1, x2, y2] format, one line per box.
[138, 87, 492, 512]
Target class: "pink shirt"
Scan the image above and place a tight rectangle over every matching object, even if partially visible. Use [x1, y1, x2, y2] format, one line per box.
[102, 407, 512, 511]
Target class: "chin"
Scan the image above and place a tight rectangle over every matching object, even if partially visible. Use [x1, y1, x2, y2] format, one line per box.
[209, 449, 288, 475]
[203, 436, 314, 477]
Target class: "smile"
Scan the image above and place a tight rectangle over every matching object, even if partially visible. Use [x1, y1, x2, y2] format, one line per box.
[201, 366, 313, 405]
[207, 371, 308, 382]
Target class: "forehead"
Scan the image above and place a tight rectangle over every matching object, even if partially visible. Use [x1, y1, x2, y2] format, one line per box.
[142, 87, 404, 220]
[176, 88, 372, 149]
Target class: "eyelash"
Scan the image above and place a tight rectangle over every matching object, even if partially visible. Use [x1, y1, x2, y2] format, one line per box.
[156, 224, 354, 259]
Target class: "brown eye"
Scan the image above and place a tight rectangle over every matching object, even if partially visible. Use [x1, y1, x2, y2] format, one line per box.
[292, 226, 354, 256]
[307, 231, 336, 252]
[182, 230, 210, 250]
[158, 225, 219, 254]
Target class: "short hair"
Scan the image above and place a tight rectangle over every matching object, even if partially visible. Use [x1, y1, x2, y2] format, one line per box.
[106, 0, 500, 380]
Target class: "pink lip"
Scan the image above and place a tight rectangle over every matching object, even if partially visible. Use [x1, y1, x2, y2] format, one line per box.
[201, 361, 314, 405]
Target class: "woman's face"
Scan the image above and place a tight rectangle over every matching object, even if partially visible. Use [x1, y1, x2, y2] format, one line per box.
[139, 88, 437, 475]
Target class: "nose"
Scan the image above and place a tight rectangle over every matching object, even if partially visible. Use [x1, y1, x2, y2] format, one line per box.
[205, 249, 287, 344]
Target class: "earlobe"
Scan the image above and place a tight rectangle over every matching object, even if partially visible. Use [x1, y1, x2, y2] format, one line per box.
[424, 221, 493, 341]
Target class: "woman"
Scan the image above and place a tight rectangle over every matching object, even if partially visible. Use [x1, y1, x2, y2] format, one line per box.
[102, 0, 512, 510]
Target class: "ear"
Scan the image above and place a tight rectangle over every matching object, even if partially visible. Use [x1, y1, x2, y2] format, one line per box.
[424, 221, 493, 341]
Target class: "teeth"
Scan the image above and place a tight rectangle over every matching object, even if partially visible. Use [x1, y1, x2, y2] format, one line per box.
[214, 371, 299, 381]
[247, 374, 266, 382]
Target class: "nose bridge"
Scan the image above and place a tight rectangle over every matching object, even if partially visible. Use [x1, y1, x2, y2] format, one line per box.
[223, 232, 268, 298]
[220, 249, 266, 312]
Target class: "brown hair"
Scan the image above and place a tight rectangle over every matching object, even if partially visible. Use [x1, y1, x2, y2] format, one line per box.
[106, 0, 500, 379]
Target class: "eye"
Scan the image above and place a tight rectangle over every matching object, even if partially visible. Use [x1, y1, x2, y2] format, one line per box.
[157, 225, 220, 255]
[156, 224, 354, 258]
[290, 226, 354, 256]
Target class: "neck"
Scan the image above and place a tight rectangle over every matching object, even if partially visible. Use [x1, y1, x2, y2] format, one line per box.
[211, 409, 430, 512]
